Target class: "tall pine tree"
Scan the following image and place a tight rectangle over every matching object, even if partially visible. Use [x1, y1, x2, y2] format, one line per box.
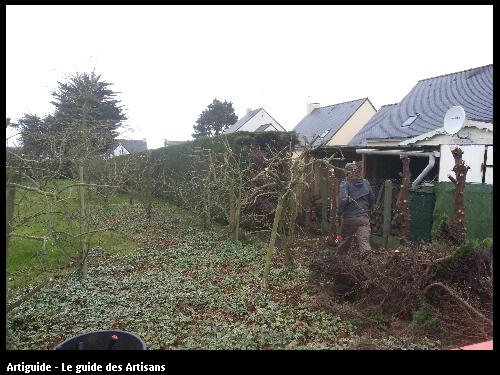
[13, 71, 126, 162]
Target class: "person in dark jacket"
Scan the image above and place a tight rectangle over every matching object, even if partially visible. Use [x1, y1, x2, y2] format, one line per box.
[337, 161, 375, 253]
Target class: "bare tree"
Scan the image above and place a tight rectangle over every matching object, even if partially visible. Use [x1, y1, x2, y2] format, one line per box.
[392, 155, 411, 244]
[261, 146, 343, 289]
[445, 146, 470, 244]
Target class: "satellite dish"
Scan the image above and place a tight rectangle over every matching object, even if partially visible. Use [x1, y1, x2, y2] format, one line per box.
[443, 106, 466, 135]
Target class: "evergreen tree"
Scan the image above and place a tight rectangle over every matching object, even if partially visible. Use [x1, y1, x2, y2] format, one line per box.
[192, 99, 238, 138]
[51, 71, 127, 158]
[13, 71, 127, 162]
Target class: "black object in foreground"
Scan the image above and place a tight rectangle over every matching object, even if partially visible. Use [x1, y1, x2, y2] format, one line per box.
[54, 329, 147, 350]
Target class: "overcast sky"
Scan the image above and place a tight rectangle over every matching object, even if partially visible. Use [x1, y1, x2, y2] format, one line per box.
[6, 5, 493, 149]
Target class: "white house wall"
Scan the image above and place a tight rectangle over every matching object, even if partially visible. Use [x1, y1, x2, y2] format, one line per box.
[238, 109, 284, 132]
[438, 144, 486, 183]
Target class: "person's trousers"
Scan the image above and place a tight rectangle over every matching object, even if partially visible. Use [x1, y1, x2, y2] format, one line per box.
[339, 215, 371, 253]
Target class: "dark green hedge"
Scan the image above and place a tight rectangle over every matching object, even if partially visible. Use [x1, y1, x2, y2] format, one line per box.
[115, 131, 298, 204]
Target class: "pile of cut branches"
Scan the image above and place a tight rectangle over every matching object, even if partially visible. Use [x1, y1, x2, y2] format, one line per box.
[313, 238, 492, 341]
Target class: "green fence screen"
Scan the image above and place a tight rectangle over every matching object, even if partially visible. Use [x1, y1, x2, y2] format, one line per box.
[432, 182, 493, 241]
[409, 182, 492, 243]
[409, 185, 435, 243]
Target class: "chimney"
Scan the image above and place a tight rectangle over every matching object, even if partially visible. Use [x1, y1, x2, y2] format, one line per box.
[307, 102, 320, 115]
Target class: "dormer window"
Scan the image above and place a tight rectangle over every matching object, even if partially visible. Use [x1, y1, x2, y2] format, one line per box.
[318, 129, 331, 138]
[401, 113, 420, 127]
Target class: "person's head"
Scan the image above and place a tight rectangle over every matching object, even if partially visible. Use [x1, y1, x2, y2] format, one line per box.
[345, 161, 361, 178]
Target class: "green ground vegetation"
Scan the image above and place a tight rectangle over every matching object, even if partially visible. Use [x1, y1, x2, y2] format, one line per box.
[7, 179, 137, 291]
[6, 195, 441, 350]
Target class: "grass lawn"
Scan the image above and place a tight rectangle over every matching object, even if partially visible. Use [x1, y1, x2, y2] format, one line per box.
[7, 180, 137, 291]
[6, 194, 442, 350]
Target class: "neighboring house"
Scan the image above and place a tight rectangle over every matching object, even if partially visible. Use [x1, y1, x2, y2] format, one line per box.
[113, 139, 148, 156]
[164, 139, 187, 148]
[349, 64, 493, 185]
[223, 108, 286, 134]
[400, 120, 493, 184]
[293, 98, 376, 147]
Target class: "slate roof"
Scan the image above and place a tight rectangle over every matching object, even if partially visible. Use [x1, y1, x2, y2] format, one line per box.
[349, 64, 493, 146]
[164, 140, 186, 147]
[223, 108, 262, 134]
[116, 139, 148, 154]
[293, 98, 371, 147]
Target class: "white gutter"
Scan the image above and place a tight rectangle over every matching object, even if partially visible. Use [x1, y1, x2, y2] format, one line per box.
[410, 154, 436, 189]
[355, 149, 440, 189]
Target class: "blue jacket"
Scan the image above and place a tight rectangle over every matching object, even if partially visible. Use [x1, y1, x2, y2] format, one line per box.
[337, 178, 375, 218]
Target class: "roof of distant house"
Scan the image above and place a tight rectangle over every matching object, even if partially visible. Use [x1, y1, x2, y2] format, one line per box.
[223, 108, 285, 134]
[293, 98, 372, 147]
[224, 108, 262, 134]
[115, 139, 148, 154]
[164, 140, 186, 147]
[349, 64, 493, 146]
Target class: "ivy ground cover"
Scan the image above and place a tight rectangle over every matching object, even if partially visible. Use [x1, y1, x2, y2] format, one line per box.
[7, 201, 440, 350]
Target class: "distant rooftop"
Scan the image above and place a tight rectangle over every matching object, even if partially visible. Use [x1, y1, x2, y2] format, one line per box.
[349, 64, 493, 146]
[224, 108, 262, 134]
[164, 140, 187, 147]
[115, 139, 148, 154]
[293, 98, 371, 147]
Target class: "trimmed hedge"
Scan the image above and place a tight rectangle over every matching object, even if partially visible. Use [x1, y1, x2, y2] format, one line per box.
[114, 131, 298, 207]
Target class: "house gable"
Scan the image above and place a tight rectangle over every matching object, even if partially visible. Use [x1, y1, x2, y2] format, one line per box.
[238, 109, 285, 132]
[224, 108, 285, 134]
[113, 143, 130, 156]
[114, 139, 148, 155]
[327, 99, 376, 146]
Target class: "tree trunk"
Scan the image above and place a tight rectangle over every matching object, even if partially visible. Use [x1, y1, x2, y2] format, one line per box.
[382, 180, 393, 248]
[228, 186, 236, 235]
[78, 166, 89, 278]
[328, 168, 338, 234]
[203, 151, 213, 229]
[446, 147, 470, 244]
[320, 172, 329, 234]
[234, 178, 242, 241]
[262, 196, 285, 289]
[6, 170, 18, 304]
[145, 150, 153, 221]
[283, 193, 297, 267]
[302, 154, 312, 229]
[392, 156, 411, 244]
